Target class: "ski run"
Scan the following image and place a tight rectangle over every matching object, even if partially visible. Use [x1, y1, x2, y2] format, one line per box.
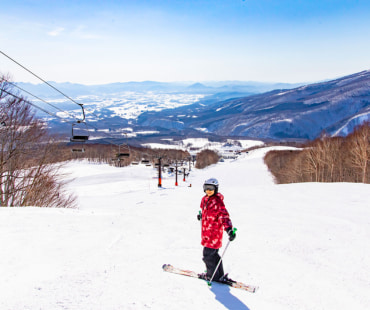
[0, 145, 369, 310]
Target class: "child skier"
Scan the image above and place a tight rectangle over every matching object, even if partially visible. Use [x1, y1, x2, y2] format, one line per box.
[197, 178, 236, 282]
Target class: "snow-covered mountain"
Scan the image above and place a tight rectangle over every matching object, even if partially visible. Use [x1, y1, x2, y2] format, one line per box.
[138, 70, 370, 140]
[15, 71, 370, 142]
[14, 80, 300, 143]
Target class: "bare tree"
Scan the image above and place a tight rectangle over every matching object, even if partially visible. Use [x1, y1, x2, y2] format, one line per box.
[0, 76, 76, 207]
[264, 123, 370, 184]
[195, 149, 219, 169]
[347, 122, 370, 183]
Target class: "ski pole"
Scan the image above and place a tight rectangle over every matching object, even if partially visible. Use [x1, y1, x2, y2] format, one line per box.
[208, 227, 237, 286]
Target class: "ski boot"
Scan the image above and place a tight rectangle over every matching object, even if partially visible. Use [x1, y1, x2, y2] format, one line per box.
[198, 273, 211, 281]
[216, 273, 236, 285]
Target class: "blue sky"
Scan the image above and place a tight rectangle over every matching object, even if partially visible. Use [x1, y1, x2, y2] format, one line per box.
[1, 0, 369, 84]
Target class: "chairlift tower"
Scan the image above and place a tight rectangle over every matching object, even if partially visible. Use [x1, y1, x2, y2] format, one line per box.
[175, 160, 178, 186]
[158, 157, 162, 187]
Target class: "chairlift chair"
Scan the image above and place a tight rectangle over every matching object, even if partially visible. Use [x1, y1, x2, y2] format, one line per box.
[71, 148, 85, 153]
[116, 144, 130, 158]
[70, 122, 89, 142]
[70, 104, 89, 142]
[117, 153, 130, 158]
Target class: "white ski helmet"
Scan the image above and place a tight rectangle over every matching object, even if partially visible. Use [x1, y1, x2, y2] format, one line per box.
[203, 178, 219, 193]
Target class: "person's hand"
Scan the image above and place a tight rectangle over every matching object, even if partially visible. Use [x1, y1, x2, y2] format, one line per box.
[197, 211, 202, 221]
[226, 227, 236, 241]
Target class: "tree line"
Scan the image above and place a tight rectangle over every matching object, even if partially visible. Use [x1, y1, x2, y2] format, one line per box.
[264, 123, 370, 184]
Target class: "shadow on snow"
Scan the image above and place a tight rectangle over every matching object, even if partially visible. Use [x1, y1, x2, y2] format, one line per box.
[210, 283, 251, 310]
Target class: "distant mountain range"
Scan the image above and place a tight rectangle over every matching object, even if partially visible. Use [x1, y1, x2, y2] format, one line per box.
[15, 71, 370, 143]
[137, 70, 370, 140]
[17, 80, 301, 98]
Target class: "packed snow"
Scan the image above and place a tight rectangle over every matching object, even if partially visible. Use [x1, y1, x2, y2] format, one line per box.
[0, 147, 369, 310]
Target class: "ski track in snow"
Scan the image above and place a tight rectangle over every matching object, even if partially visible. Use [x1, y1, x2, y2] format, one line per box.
[0, 148, 369, 309]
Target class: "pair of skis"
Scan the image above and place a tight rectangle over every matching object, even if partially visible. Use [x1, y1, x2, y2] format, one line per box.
[162, 264, 258, 293]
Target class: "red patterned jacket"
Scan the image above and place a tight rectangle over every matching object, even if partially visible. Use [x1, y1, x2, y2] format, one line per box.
[200, 193, 232, 249]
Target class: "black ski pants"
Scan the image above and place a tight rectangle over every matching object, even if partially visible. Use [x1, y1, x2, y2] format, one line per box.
[203, 247, 224, 281]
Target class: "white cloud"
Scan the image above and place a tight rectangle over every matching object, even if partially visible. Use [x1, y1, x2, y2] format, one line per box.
[72, 25, 100, 39]
[47, 27, 65, 36]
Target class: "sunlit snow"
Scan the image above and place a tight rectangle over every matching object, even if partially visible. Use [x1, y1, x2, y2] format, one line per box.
[0, 146, 369, 310]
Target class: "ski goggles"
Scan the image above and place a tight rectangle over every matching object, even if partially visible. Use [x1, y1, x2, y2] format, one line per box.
[203, 184, 216, 192]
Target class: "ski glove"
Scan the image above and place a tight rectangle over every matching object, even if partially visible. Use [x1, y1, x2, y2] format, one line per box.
[197, 211, 202, 221]
[226, 227, 236, 241]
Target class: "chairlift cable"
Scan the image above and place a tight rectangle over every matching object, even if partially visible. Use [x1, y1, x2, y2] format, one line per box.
[0, 88, 75, 125]
[2, 89, 124, 148]
[1, 78, 77, 120]
[0, 51, 134, 146]
[0, 50, 105, 122]
[0, 56, 140, 159]
[0, 50, 86, 109]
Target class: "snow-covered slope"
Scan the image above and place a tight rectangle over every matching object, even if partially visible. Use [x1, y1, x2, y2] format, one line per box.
[0, 148, 369, 310]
